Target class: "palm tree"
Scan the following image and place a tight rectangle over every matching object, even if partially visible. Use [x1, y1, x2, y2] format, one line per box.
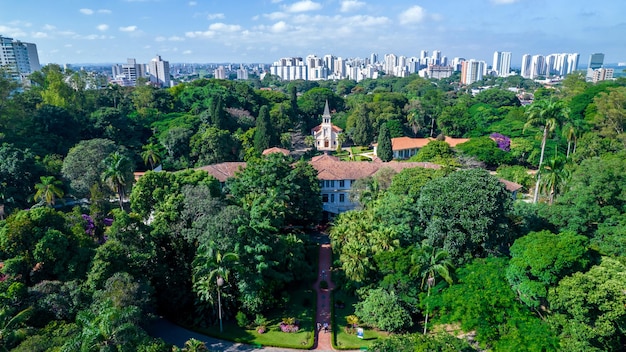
[182, 338, 208, 352]
[346, 315, 359, 334]
[412, 244, 454, 335]
[101, 152, 132, 210]
[192, 242, 239, 333]
[0, 307, 32, 351]
[524, 99, 568, 203]
[540, 149, 570, 205]
[33, 176, 64, 207]
[141, 142, 162, 170]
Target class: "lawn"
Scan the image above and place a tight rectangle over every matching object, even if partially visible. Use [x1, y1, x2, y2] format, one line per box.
[190, 285, 316, 349]
[332, 290, 388, 350]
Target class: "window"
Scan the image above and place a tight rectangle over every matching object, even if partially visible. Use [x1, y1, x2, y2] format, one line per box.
[339, 194, 345, 203]
[322, 194, 329, 203]
[330, 194, 335, 203]
[330, 180, 335, 188]
[339, 180, 345, 188]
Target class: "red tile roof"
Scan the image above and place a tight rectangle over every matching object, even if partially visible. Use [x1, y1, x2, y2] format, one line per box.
[262, 147, 291, 156]
[308, 154, 441, 180]
[311, 124, 343, 133]
[196, 162, 247, 182]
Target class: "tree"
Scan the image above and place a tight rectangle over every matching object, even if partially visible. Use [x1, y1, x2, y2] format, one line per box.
[411, 140, 454, 162]
[593, 87, 626, 146]
[32, 176, 64, 207]
[539, 150, 569, 204]
[351, 105, 373, 146]
[376, 124, 393, 161]
[355, 288, 412, 332]
[101, 152, 133, 210]
[141, 142, 163, 170]
[416, 169, 512, 265]
[0, 306, 33, 351]
[433, 257, 558, 351]
[549, 257, 626, 351]
[0, 143, 42, 211]
[190, 126, 240, 166]
[524, 99, 568, 203]
[253, 105, 275, 153]
[412, 244, 454, 334]
[192, 243, 239, 332]
[506, 230, 591, 311]
[61, 139, 118, 197]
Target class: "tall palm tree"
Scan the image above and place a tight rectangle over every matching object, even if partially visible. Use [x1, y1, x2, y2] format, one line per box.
[412, 244, 454, 335]
[141, 142, 162, 170]
[182, 338, 208, 352]
[101, 152, 132, 210]
[524, 99, 568, 203]
[33, 176, 64, 207]
[192, 242, 239, 333]
[540, 149, 570, 205]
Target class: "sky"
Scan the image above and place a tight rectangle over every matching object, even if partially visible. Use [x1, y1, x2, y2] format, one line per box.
[1, 0, 625, 66]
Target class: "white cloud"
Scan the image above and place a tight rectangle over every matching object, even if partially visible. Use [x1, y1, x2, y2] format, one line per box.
[284, 0, 322, 13]
[84, 34, 107, 40]
[119, 25, 138, 32]
[79, 8, 94, 15]
[0, 25, 26, 38]
[188, 1, 197, 5]
[64, 44, 72, 47]
[43, 24, 56, 31]
[207, 13, 225, 20]
[183, 50, 192, 54]
[158, 35, 185, 42]
[186, 30, 215, 38]
[208, 23, 241, 32]
[32, 32, 48, 38]
[271, 21, 289, 33]
[264, 12, 288, 20]
[97, 24, 109, 31]
[98, 9, 112, 14]
[340, 0, 365, 13]
[491, 0, 519, 3]
[399, 5, 426, 25]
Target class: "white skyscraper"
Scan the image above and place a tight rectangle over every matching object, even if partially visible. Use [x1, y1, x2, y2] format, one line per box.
[492, 51, 511, 77]
[148, 55, 171, 87]
[530, 55, 546, 79]
[521, 54, 532, 78]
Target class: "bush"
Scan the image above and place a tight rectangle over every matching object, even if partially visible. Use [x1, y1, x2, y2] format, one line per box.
[236, 311, 250, 328]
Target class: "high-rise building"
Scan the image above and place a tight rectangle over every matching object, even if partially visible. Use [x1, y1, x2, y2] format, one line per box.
[148, 55, 170, 88]
[530, 55, 546, 79]
[521, 54, 532, 78]
[591, 67, 613, 83]
[0, 35, 40, 81]
[214, 65, 226, 80]
[460, 59, 485, 85]
[492, 51, 511, 77]
[587, 53, 605, 81]
[112, 58, 145, 86]
[588, 53, 604, 70]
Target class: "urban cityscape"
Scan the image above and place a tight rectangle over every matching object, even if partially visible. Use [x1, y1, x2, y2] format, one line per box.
[1, 33, 620, 89]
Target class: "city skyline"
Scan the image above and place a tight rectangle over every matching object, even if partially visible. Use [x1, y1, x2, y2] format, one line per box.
[1, 0, 624, 65]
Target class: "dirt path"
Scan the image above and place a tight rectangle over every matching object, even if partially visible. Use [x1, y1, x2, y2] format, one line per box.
[313, 241, 336, 351]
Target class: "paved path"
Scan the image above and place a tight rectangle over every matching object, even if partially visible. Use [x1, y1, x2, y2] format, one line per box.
[313, 239, 336, 351]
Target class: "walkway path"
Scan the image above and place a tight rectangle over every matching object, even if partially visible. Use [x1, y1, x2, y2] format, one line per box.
[313, 236, 336, 351]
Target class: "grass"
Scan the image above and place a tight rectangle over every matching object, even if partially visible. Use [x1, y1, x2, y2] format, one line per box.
[332, 290, 388, 350]
[190, 285, 315, 349]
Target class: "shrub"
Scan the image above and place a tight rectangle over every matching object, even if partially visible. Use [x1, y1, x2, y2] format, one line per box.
[236, 311, 249, 328]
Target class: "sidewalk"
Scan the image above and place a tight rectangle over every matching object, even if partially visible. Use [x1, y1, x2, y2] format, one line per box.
[313, 241, 335, 351]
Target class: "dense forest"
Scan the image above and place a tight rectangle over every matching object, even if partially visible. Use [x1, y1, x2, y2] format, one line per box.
[1, 63, 626, 351]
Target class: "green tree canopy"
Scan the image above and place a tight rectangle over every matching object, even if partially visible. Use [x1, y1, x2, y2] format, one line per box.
[376, 124, 393, 161]
[416, 169, 513, 264]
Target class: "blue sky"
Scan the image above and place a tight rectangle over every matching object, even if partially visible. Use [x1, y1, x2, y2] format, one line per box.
[1, 0, 624, 66]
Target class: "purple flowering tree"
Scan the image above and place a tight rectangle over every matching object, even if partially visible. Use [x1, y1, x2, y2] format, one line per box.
[490, 133, 511, 152]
